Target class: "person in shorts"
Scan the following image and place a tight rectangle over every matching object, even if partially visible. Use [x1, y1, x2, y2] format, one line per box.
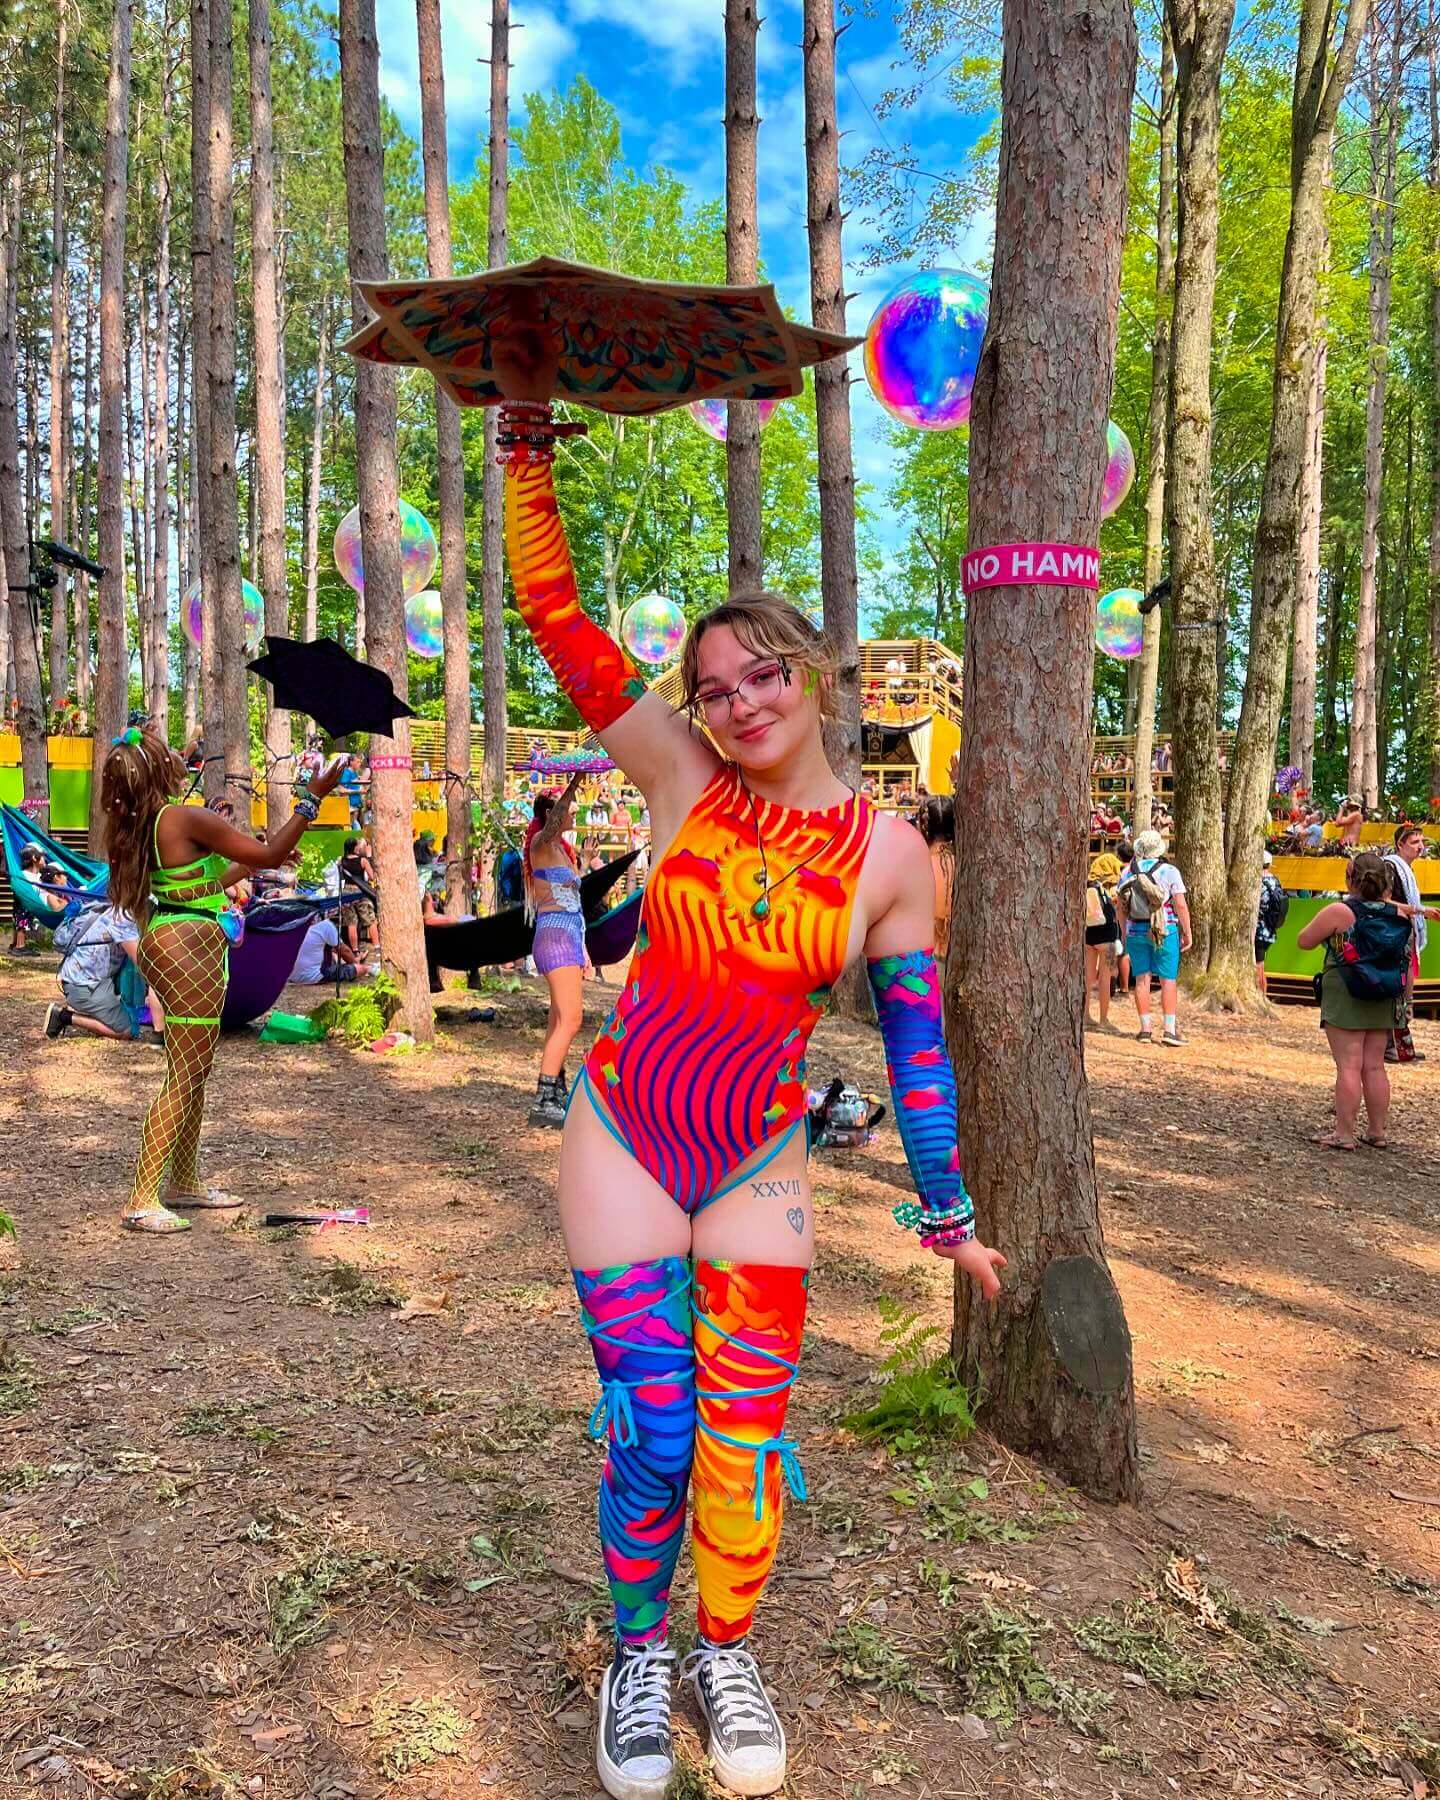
[1117, 829, 1192, 1047]
[338, 836, 379, 960]
[44, 906, 158, 1042]
[1254, 850, 1287, 996]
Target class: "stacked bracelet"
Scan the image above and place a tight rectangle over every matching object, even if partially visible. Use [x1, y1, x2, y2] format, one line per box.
[892, 1196, 975, 1246]
[293, 796, 319, 823]
[496, 401, 588, 467]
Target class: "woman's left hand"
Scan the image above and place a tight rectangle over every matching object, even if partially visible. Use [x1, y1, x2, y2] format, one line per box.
[931, 1235, 1007, 1300]
[311, 757, 345, 800]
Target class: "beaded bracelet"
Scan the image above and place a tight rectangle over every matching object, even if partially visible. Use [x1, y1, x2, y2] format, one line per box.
[496, 401, 588, 466]
[292, 796, 320, 824]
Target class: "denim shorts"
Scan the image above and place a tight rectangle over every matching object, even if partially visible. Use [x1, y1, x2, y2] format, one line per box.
[1126, 923, 1181, 981]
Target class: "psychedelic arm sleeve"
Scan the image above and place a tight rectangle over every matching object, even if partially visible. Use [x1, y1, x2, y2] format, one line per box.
[499, 402, 648, 734]
[866, 950, 974, 1247]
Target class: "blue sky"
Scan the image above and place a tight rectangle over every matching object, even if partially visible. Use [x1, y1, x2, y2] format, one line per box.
[370, 0, 994, 574]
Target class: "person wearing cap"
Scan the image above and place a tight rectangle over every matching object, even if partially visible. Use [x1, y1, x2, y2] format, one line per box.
[1255, 849, 1287, 997]
[1084, 853, 1121, 1032]
[1116, 828, 1191, 1046]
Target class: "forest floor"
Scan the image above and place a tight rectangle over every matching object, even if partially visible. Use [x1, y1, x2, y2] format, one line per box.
[1, 948, 1438, 1800]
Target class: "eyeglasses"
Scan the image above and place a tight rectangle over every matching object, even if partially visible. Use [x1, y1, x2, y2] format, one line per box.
[693, 659, 792, 725]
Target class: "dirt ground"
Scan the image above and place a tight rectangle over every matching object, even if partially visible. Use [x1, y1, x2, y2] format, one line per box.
[1, 947, 1437, 1800]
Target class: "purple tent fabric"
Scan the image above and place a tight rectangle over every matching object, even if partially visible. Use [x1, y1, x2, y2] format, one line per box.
[220, 903, 316, 1029]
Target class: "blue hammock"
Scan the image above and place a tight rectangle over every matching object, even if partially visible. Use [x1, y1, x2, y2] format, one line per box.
[1, 804, 109, 927]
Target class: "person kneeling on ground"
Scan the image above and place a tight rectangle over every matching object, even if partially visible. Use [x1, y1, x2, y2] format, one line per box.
[289, 913, 359, 986]
[45, 903, 164, 1042]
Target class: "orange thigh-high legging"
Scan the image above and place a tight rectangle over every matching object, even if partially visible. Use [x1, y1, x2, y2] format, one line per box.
[129, 917, 228, 1212]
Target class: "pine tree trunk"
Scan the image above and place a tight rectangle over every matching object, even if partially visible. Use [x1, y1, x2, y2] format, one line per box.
[1163, 0, 1235, 969]
[416, 0, 473, 913]
[192, 0, 222, 799]
[1352, 4, 1398, 811]
[724, 0, 763, 594]
[338, 0, 435, 1041]
[1132, 34, 1175, 836]
[952, 0, 1139, 1503]
[177, 329, 199, 742]
[303, 309, 327, 643]
[208, 0, 248, 810]
[128, 335, 149, 706]
[74, 262, 95, 712]
[1292, 307, 1326, 790]
[1428, 5, 1440, 808]
[48, 7, 70, 703]
[1321, 530, 1347, 757]
[480, 0, 510, 904]
[90, 0, 135, 850]
[151, 52, 173, 737]
[250, 0, 290, 825]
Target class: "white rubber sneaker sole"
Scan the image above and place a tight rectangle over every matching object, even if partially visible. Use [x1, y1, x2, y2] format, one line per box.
[706, 1727, 788, 1798]
[595, 1674, 672, 1800]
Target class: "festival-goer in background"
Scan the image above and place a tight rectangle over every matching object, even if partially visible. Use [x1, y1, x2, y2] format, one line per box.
[1254, 850, 1288, 997]
[495, 841, 525, 908]
[290, 912, 358, 986]
[1384, 824, 1439, 1063]
[524, 772, 586, 1128]
[498, 392, 1002, 1800]
[339, 751, 368, 826]
[1084, 854, 1120, 1031]
[914, 796, 955, 968]
[1118, 828, 1192, 1047]
[101, 727, 341, 1233]
[44, 904, 163, 1042]
[1298, 851, 1419, 1150]
[9, 844, 66, 952]
[1335, 797, 1364, 847]
[339, 835, 379, 962]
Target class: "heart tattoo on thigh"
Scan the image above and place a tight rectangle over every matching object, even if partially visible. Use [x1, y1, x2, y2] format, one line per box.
[786, 1206, 805, 1235]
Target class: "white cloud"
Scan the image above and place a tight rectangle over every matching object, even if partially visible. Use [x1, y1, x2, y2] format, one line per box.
[373, 0, 576, 156]
[561, 0, 797, 86]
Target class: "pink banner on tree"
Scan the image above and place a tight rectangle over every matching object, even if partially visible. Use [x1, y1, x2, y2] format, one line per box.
[961, 543, 1100, 594]
[368, 754, 412, 771]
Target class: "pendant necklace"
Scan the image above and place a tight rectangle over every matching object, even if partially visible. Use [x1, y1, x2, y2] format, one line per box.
[738, 771, 855, 921]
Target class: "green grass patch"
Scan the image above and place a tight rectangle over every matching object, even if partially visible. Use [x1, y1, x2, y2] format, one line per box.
[369, 1688, 470, 1779]
[826, 1617, 929, 1701]
[888, 1468, 1077, 1546]
[174, 1400, 284, 1446]
[0, 1342, 36, 1417]
[843, 1300, 976, 1452]
[1072, 1600, 1225, 1699]
[942, 1603, 1111, 1735]
[29, 1303, 106, 1335]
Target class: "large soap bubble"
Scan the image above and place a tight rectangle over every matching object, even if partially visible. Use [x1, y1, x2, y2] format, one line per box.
[181, 577, 265, 652]
[620, 593, 686, 666]
[1101, 421, 1136, 519]
[405, 589, 444, 659]
[863, 268, 989, 431]
[1095, 587, 1145, 661]
[333, 500, 438, 599]
[687, 396, 781, 442]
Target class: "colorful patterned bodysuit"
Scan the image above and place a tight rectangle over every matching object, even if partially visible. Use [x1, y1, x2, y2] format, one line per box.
[578, 766, 875, 1211]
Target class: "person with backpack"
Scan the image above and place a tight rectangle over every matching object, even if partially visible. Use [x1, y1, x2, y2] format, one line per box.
[1383, 824, 1440, 1063]
[43, 904, 158, 1042]
[1297, 851, 1424, 1150]
[1117, 829, 1192, 1046]
[1084, 855, 1120, 1031]
[1254, 850, 1289, 996]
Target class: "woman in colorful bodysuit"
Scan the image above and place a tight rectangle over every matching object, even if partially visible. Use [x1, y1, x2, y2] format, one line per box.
[524, 772, 588, 1126]
[102, 728, 341, 1234]
[498, 397, 1004, 1800]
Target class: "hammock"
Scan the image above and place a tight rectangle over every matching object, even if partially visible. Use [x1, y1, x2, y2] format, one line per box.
[426, 851, 641, 979]
[1, 804, 109, 923]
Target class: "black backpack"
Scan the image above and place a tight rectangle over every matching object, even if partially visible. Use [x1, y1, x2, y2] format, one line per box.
[1333, 900, 1411, 1001]
[1258, 876, 1289, 937]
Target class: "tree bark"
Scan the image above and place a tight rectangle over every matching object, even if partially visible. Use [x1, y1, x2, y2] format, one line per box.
[339, 0, 435, 1041]
[1133, 31, 1176, 836]
[416, 0, 473, 913]
[1198, 0, 1369, 1008]
[48, 5, 70, 704]
[480, 0, 510, 904]
[1163, 0, 1235, 969]
[303, 308, 327, 644]
[178, 329, 199, 742]
[192, 0, 222, 799]
[209, 0, 249, 813]
[1429, 1, 1440, 806]
[1352, 2, 1399, 809]
[1, 175, 48, 816]
[1292, 293, 1327, 790]
[951, 0, 1139, 1503]
[250, 0, 290, 824]
[74, 260, 95, 712]
[90, 0, 135, 850]
[150, 7, 174, 739]
[724, 0, 764, 594]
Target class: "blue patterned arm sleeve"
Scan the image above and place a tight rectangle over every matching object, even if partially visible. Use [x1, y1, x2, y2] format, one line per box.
[866, 950, 974, 1247]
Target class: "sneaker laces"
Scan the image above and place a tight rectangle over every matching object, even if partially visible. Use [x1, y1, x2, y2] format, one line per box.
[681, 1641, 776, 1738]
[612, 1642, 675, 1747]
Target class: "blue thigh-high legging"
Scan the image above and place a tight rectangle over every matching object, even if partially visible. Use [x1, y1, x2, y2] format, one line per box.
[574, 1256, 696, 1645]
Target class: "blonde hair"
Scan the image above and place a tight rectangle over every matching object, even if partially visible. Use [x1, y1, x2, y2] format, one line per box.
[680, 593, 840, 720]
[102, 727, 182, 920]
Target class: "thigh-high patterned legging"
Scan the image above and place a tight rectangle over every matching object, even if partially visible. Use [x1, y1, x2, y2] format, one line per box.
[575, 1256, 808, 1647]
[131, 917, 228, 1207]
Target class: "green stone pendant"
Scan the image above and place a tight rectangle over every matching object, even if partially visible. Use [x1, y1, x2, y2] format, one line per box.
[752, 896, 771, 920]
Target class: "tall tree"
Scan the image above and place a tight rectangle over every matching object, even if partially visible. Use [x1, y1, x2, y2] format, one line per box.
[416, 0, 473, 913]
[74, 261, 94, 712]
[209, 0, 248, 811]
[1, 172, 47, 815]
[302, 304, 328, 643]
[48, 4, 69, 704]
[338, 0, 435, 1040]
[1199, 0, 1370, 1006]
[90, 0, 136, 849]
[480, 0, 510, 892]
[1291, 240, 1328, 792]
[952, 0, 1139, 1501]
[1351, 0, 1402, 808]
[1431, 1, 1440, 805]
[1132, 29, 1175, 836]
[251, 0, 290, 825]
[724, 0, 763, 592]
[149, 0, 175, 738]
[1162, 0, 1236, 967]
[192, 0, 222, 799]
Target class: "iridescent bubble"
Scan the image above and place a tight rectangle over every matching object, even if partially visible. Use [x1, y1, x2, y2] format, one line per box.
[1101, 421, 1135, 519]
[687, 397, 781, 442]
[1095, 587, 1145, 661]
[181, 576, 265, 651]
[405, 588, 444, 659]
[620, 593, 686, 666]
[863, 268, 989, 431]
[333, 500, 438, 599]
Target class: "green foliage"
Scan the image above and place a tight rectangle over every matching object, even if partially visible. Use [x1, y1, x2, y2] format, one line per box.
[1072, 1600, 1223, 1699]
[267, 1544, 450, 1655]
[843, 1299, 976, 1450]
[0, 1210, 15, 1241]
[310, 970, 400, 1046]
[369, 1690, 470, 1779]
[0, 1343, 35, 1417]
[941, 1603, 1111, 1735]
[826, 1617, 929, 1699]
